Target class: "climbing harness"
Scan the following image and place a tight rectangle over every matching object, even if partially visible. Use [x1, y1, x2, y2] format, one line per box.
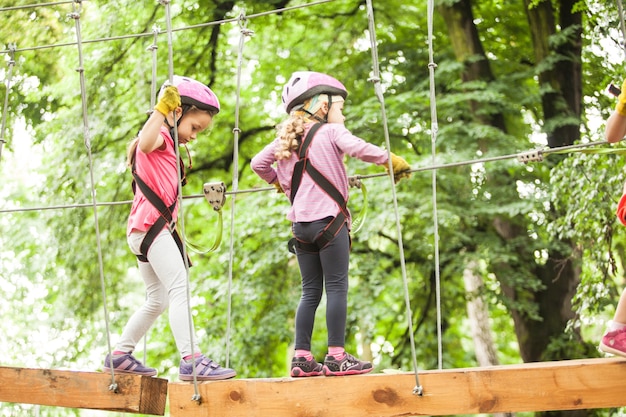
[130, 153, 189, 265]
[288, 122, 350, 254]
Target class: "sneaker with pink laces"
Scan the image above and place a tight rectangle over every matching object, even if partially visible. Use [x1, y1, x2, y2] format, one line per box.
[599, 327, 626, 357]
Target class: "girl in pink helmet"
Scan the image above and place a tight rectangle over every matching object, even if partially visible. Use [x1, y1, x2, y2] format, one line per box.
[104, 76, 236, 381]
[600, 78, 626, 358]
[251, 71, 411, 377]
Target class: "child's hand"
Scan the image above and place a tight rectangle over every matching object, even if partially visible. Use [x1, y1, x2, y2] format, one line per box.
[154, 85, 181, 116]
[273, 181, 284, 194]
[617, 79, 626, 116]
[385, 152, 412, 184]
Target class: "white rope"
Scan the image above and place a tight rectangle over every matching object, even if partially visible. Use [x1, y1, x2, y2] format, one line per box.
[223, 10, 253, 368]
[157, 0, 202, 401]
[426, 0, 443, 372]
[0, 0, 79, 12]
[0, 43, 16, 165]
[617, 0, 626, 60]
[68, 0, 117, 392]
[364, 0, 422, 395]
[0, 0, 336, 55]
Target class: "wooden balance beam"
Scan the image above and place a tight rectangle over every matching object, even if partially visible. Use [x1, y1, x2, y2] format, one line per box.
[168, 357, 626, 417]
[0, 366, 168, 415]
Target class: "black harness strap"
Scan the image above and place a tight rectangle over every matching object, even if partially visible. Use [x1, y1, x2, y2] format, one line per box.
[131, 158, 189, 265]
[289, 123, 350, 253]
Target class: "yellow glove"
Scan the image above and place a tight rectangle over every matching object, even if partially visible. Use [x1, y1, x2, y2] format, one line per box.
[154, 85, 181, 116]
[272, 181, 284, 194]
[385, 152, 411, 184]
[616, 79, 626, 117]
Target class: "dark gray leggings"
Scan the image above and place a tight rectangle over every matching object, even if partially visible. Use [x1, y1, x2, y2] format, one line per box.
[292, 217, 350, 350]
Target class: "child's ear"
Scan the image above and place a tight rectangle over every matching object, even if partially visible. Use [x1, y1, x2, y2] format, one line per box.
[321, 102, 329, 114]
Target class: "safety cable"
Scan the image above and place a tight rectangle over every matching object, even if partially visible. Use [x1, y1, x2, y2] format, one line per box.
[364, 0, 422, 395]
[0, 0, 81, 12]
[0, 139, 615, 215]
[0, 43, 16, 166]
[0, 0, 336, 55]
[427, 0, 443, 374]
[617, 0, 626, 60]
[223, 10, 253, 369]
[157, 0, 201, 402]
[138, 23, 160, 372]
[68, 0, 118, 392]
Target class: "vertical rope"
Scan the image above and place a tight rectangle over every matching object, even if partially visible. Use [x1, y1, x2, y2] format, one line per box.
[426, 0, 443, 371]
[158, 0, 201, 401]
[364, 0, 422, 395]
[617, 0, 626, 59]
[140, 24, 160, 368]
[0, 43, 16, 165]
[68, 0, 117, 392]
[224, 10, 253, 368]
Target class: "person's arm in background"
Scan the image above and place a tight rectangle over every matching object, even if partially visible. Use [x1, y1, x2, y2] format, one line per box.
[606, 80, 626, 143]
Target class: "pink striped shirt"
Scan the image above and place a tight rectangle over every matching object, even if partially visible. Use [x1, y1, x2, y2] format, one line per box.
[251, 122, 389, 223]
[127, 126, 180, 235]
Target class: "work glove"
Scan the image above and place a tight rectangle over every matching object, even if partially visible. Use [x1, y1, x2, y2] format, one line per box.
[272, 181, 284, 194]
[385, 152, 411, 184]
[154, 85, 181, 116]
[616, 79, 626, 117]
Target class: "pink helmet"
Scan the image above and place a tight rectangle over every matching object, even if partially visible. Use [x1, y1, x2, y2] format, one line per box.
[282, 71, 348, 114]
[169, 75, 220, 114]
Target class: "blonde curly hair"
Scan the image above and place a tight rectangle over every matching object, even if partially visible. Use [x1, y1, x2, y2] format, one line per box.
[274, 94, 343, 160]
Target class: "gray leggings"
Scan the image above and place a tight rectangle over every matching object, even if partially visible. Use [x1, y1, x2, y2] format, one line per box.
[292, 217, 350, 350]
[116, 229, 200, 358]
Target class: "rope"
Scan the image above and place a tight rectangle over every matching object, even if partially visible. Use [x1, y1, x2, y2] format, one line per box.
[617, 0, 626, 60]
[364, 0, 422, 395]
[0, 0, 80, 12]
[157, 0, 201, 401]
[427, 0, 443, 375]
[68, 0, 117, 392]
[0, 0, 336, 55]
[139, 23, 160, 371]
[223, 10, 252, 369]
[0, 43, 16, 166]
[0, 139, 615, 215]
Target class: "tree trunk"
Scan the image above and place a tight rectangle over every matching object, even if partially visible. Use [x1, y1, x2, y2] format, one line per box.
[439, 5, 588, 417]
[464, 261, 515, 417]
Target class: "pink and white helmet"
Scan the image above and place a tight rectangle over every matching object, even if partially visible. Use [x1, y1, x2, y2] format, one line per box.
[282, 71, 348, 114]
[167, 75, 220, 114]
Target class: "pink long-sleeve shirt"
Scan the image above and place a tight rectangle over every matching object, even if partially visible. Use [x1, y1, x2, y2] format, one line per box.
[127, 126, 180, 235]
[251, 122, 389, 223]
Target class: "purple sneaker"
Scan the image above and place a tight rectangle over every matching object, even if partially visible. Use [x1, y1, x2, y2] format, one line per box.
[290, 356, 323, 377]
[322, 352, 373, 376]
[179, 355, 236, 381]
[103, 353, 157, 376]
[600, 327, 626, 357]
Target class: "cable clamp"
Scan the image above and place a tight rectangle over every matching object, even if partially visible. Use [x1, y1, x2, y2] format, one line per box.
[203, 182, 226, 211]
[348, 175, 362, 189]
[517, 149, 544, 163]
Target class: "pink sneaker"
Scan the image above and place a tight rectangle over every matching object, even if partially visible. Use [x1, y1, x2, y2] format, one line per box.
[599, 327, 626, 357]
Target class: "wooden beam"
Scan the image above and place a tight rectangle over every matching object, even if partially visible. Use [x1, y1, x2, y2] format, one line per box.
[0, 366, 168, 415]
[168, 357, 626, 417]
